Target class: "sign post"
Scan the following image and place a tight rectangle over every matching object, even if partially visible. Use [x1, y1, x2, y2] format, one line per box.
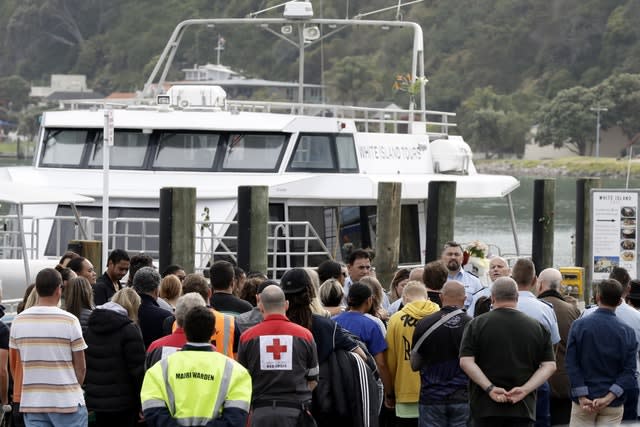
[102, 109, 114, 270]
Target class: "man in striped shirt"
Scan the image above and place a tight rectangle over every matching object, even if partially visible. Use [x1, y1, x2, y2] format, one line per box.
[9, 268, 88, 427]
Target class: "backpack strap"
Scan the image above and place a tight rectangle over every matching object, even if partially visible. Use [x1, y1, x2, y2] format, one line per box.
[411, 309, 464, 355]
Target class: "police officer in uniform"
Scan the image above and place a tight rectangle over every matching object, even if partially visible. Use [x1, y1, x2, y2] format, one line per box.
[141, 306, 252, 426]
[238, 285, 319, 427]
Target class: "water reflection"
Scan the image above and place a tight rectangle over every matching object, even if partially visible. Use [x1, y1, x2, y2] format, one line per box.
[455, 176, 640, 267]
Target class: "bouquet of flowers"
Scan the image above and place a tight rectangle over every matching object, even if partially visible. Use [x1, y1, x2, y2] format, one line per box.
[465, 240, 489, 259]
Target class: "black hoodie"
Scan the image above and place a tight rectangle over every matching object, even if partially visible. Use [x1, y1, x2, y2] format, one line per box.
[84, 302, 145, 413]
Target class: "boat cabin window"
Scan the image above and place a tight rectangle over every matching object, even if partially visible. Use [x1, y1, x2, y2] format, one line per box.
[39, 127, 289, 172]
[88, 131, 150, 168]
[153, 132, 220, 169]
[41, 129, 90, 167]
[288, 133, 358, 173]
[222, 134, 285, 171]
[336, 135, 358, 170]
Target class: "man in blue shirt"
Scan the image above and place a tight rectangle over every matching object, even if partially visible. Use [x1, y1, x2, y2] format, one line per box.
[581, 266, 640, 421]
[566, 279, 637, 426]
[440, 241, 483, 310]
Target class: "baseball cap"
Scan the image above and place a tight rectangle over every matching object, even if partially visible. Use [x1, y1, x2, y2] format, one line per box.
[279, 268, 311, 295]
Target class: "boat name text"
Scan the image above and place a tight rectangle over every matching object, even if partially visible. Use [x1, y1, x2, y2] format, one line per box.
[357, 145, 423, 161]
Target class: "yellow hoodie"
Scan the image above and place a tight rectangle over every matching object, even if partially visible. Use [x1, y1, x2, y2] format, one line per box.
[385, 299, 440, 403]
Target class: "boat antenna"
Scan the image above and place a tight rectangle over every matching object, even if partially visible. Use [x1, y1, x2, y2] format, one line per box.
[246, 1, 290, 18]
[354, 0, 424, 20]
[215, 34, 225, 65]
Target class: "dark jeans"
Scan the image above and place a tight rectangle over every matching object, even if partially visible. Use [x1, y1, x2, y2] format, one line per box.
[395, 416, 418, 427]
[549, 397, 572, 425]
[474, 417, 533, 427]
[11, 402, 25, 427]
[94, 409, 139, 427]
[535, 381, 551, 427]
[623, 387, 639, 421]
[419, 402, 469, 427]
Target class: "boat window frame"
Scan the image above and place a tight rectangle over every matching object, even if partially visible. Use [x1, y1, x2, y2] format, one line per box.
[38, 127, 291, 172]
[286, 132, 359, 173]
[39, 128, 99, 169]
[150, 129, 222, 171]
[85, 128, 154, 170]
[218, 132, 289, 173]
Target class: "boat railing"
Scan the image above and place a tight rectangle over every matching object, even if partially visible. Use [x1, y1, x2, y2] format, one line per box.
[55, 98, 457, 137]
[196, 220, 333, 277]
[0, 214, 332, 277]
[0, 215, 86, 260]
[227, 99, 457, 137]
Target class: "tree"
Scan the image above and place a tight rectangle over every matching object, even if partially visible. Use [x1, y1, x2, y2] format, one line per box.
[596, 74, 640, 140]
[536, 86, 598, 155]
[458, 87, 531, 158]
[325, 55, 382, 105]
[0, 75, 30, 111]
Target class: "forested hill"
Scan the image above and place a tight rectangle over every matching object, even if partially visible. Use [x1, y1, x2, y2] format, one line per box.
[1, 0, 639, 155]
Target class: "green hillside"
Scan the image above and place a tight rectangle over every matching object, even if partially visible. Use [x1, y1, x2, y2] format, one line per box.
[1, 0, 639, 154]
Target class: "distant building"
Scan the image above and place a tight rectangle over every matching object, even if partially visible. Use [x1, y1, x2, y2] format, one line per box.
[30, 74, 102, 108]
[30, 75, 94, 98]
[524, 126, 630, 159]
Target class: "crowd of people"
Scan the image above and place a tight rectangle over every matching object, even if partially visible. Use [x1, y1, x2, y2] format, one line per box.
[3, 240, 640, 427]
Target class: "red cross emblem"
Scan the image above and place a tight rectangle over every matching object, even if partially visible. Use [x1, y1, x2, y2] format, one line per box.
[266, 338, 288, 360]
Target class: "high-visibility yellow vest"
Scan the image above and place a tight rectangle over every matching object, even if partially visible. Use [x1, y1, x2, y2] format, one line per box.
[141, 350, 251, 425]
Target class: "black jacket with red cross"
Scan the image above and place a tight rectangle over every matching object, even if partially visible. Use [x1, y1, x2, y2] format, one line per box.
[237, 313, 319, 403]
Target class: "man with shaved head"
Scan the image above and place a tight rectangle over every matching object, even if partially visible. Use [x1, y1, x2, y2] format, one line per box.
[467, 256, 511, 317]
[412, 281, 472, 426]
[237, 285, 319, 426]
[460, 277, 556, 427]
[537, 268, 580, 425]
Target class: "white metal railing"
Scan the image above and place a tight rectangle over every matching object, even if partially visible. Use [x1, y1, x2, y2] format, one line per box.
[56, 98, 457, 137]
[0, 215, 87, 260]
[0, 215, 332, 276]
[226, 100, 456, 137]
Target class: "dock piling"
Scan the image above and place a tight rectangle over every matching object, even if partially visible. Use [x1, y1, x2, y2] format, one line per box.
[159, 187, 196, 274]
[424, 181, 457, 263]
[575, 177, 601, 304]
[374, 182, 402, 290]
[237, 186, 269, 276]
[532, 179, 555, 273]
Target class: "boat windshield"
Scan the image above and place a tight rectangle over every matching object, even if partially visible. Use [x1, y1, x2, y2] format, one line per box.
[88, 130, 150, 168]
[222, 134, 285, 170]
[41, 129, 91, 167]
[153, 132, 220, 169]
[288, 133, 358, 172]
[40, 128, 288, 172]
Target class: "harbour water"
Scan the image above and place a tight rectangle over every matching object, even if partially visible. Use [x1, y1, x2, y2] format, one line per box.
[1, 157, 636, 268]
[455, 176, 640, 267]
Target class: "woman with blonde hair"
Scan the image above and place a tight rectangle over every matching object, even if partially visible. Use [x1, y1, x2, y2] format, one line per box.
[159, 274, 182, 310]
[304, 267, 330, 316]
[84, 288, 145, 427]
[63, 276, 94, 333]
[111, 287, 142, 322]
[319, 278, 344, 308]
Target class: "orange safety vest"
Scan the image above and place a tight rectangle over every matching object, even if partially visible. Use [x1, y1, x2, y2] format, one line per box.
[172, 308, 236, 358]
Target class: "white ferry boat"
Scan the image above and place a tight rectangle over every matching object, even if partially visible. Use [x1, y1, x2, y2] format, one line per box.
[0, 3, 519, 299]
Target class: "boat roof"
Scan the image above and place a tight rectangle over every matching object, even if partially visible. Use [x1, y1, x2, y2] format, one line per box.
[0, 182, 95, 205]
